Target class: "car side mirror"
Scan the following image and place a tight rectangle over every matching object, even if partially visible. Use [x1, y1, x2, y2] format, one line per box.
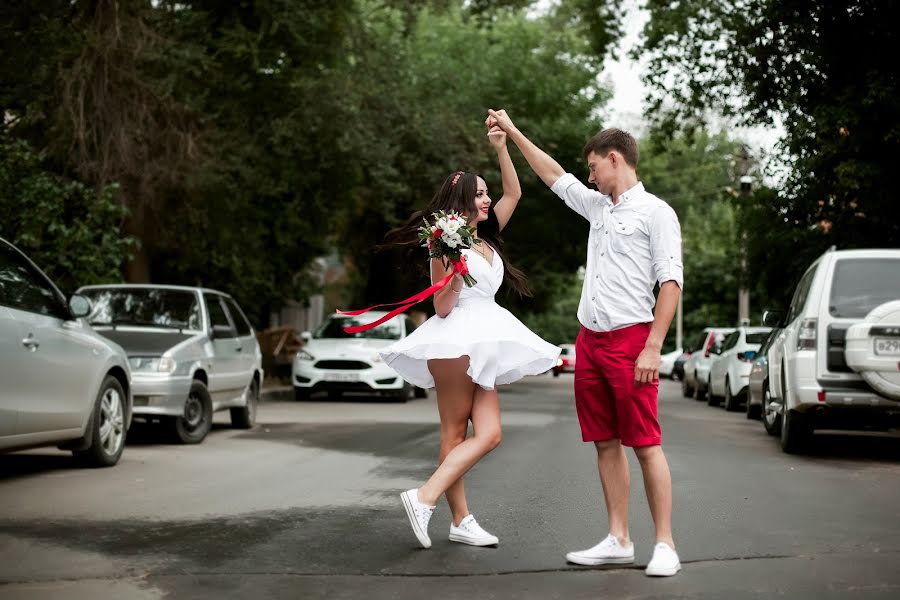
[301, 331, 311, 343]
[211, 324, 233, 339]
[762, 310, 785, 327]
[68, 294, 92, 318]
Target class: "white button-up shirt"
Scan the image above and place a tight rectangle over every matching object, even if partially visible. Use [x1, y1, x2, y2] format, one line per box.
[551, 174, 684, 332]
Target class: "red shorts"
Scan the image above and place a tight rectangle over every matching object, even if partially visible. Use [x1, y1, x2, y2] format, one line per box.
[574, 323, 661, 447]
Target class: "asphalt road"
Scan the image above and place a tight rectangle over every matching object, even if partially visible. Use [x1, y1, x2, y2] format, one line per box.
[1, 376, 899, 599]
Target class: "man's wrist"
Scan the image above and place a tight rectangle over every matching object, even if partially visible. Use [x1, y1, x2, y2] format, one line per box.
[644, 339, 664, 352]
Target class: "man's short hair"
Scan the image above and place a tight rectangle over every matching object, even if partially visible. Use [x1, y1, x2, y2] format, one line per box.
[582, 128, 639, 168]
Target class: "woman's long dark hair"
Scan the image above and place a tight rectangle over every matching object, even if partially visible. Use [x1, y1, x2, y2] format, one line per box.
[380, 171, 532, 297]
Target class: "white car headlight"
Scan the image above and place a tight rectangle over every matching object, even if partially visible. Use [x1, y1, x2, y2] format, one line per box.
[296, 350, 315, 361]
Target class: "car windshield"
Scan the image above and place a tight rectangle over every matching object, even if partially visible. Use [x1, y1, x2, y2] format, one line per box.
[315, 316, 401, 340]
[82, 288, 202, 330]
[829, 258, 900, 318]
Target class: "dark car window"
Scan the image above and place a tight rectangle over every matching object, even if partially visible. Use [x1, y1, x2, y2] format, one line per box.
[746, 331, 769, 344]
[722, 331, 740, 350]
[223, 297, 252, 337]
[0, 243, 67, 319]
[787, 265, 817, 323]
[83, 288, 201, 329]
[205, 294, 235, 336]
[690, 331, 708, 353]
[829, 257, 900, 319]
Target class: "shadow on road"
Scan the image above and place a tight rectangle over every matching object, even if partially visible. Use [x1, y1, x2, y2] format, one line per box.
[795, 430, 900, 462]
[0, 453, 82, 481]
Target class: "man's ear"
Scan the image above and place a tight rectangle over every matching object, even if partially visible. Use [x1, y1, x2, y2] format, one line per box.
[608, 151, 619, 168]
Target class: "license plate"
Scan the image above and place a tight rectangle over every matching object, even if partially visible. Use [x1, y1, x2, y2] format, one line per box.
[874, 338, 900, 356]
[323, 373, 360, 382]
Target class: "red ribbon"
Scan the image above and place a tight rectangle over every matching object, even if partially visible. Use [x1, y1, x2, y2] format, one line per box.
[337, 259, 469, 333]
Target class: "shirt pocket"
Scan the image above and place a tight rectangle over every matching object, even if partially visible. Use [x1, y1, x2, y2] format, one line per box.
[610, 220, 638, 253]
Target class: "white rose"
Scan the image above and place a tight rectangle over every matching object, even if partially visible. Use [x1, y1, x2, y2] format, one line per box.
[442, 232, 461, 248]
[444, 218, 461, 235]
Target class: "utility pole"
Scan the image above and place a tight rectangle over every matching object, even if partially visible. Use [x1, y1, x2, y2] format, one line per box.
[736, 145, 753, 326]
[676, 292, 683, 350]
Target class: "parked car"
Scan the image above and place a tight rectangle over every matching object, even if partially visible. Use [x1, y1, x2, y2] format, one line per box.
[77, 284, 263, 444]
[659, 347, 684, 379]
[671, 350, 690, 381]
[681, 327, 735, 400]
[707, 327, 772, 411]
[764, 248, 900, 453]
[746, 328, 782, 421]
[293, 311, 427, 401]
[553, 344, 576, 377]
[0, 237, 132, 466]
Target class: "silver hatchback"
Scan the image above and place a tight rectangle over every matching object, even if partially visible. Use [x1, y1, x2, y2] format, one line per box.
[0, 238, 133, 466]
[77, 284, 263, 444]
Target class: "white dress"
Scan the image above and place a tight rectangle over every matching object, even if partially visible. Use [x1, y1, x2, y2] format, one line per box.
[380, 245, 561, 390]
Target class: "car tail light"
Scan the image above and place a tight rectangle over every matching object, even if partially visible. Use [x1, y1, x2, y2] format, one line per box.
[704, 337, 714, 358]
[797, 318, 817, 350]
[817, 391, 827, 402]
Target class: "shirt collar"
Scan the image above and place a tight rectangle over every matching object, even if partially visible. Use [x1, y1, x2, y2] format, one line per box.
[617, 181, 645, 205]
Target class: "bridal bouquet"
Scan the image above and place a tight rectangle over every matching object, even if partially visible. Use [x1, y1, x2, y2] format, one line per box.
[417, 210, 480, 287]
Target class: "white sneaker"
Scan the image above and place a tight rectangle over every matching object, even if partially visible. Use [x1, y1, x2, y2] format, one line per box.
[400, 488, 435, 549]
[566, 534, 635, 566]
[448, 515, 499, 546]
[645, 542, 681, 576]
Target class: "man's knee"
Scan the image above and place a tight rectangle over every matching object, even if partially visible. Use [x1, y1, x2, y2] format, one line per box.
[594, 438, 622, 454]
[633, 444, 662, 463]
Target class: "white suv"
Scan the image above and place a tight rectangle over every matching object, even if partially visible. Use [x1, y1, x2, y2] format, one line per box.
[764, 248, 900, 453]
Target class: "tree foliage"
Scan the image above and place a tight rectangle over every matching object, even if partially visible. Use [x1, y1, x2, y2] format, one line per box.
[0, 131, 134, 293]
[639, 0, 900, 304]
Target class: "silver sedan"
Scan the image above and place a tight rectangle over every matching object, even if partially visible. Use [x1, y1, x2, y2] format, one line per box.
[0, 238, 132, 466]
[77, 284, 263, 444]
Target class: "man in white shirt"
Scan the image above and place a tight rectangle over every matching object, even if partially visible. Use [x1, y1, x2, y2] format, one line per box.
[486, 109, 683, 577]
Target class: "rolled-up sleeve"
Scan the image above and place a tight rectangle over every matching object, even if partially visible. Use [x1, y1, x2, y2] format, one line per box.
[550, 173, 603, 221]
[650, 204, 684, 288]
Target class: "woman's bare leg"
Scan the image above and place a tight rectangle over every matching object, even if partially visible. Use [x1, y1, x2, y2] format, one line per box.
[418, 359, 502, 516]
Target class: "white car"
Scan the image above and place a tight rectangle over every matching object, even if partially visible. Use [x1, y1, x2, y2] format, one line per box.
[0, 237, 133, 466]
[293, 312, 426, 401]
[682, 327, 735, 400]
[764, 248, 900, 453]
[707, 327, 771, 411]
[659, 347, 684, 379]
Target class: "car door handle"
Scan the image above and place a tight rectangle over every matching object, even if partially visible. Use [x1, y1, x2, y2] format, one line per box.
[22, 335, 40, 350]
[235, 346, 243, 352]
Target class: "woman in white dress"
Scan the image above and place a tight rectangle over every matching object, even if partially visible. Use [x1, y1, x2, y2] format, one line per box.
[379, 126, 560, 549]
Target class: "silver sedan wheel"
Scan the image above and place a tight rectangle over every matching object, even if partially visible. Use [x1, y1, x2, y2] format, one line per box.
[98, 387, 126, 456]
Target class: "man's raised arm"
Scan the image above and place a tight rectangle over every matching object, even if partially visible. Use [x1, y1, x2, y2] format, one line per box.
[486, 109, 566, 188]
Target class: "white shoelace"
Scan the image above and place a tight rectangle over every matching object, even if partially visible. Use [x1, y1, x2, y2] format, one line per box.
[458, 517, 491, 537]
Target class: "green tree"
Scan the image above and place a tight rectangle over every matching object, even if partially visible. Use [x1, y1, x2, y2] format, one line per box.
[0, 132, 133, 293]
[344, 4, 610, 318]
[639, 0, 900, 304]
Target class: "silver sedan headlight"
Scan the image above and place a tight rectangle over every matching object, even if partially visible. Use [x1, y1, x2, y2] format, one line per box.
[129, 357, 177, 374]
